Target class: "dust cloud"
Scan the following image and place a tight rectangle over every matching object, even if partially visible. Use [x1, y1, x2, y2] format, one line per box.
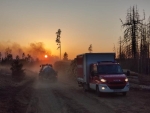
[0, 41, 75, 90]
[0, 41, 61, 77]
[32, 61, 75, 91]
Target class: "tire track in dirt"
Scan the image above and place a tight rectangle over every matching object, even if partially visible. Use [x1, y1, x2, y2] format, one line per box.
[52, 89, 91, 113]
[26, 78, 115, 113]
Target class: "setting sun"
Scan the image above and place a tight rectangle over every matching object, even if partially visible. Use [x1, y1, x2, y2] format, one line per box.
[45, 55, 48, 58]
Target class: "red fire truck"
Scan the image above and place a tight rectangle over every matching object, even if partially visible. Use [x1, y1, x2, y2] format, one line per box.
[76, 53, 129, 96]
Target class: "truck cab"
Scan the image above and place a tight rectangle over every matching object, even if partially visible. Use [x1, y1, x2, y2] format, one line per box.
[89, 61, 129, 96]
[76, 53, 129, 96]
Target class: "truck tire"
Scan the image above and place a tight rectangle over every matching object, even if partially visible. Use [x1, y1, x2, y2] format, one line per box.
[122, 92, 127, 96]
[83, 83, 89, 92]
[96, 86, 101, 97]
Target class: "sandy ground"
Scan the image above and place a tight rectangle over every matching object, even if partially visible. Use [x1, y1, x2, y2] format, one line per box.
[0, 69, 35, 113]
[26, 73, 150, 113]
[0, 70, 150, 113]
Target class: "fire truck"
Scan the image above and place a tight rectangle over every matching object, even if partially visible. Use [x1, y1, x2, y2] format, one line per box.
[76, 53, 129, 96]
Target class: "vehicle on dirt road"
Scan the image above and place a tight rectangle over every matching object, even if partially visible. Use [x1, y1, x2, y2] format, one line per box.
[76, 53, 130, 96]
[39, 64, 58, 82]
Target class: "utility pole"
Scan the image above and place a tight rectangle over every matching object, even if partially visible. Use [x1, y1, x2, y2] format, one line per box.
[56, 29, 61, 60]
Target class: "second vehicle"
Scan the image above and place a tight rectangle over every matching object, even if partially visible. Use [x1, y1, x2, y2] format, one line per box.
[39, 64, 58, 82]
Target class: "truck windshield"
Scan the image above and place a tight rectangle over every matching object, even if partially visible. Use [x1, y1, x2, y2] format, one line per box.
[97, 64, 123, 74]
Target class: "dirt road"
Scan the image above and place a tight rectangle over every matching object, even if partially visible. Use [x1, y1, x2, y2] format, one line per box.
[1, 63, 150, 113]
[26, 75, 150, 113]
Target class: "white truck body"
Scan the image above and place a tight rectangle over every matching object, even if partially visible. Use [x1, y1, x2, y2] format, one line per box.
[77, 53, 115, 83]
[76, 53, 129, 95]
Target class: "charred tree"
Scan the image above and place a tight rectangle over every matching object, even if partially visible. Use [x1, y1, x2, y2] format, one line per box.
[56, 29, 61, 60]
[140, 24, 148, 58]
[146, 17, 150, 74]
[120, 6, 145, 59]
[88, 44, 92, 53]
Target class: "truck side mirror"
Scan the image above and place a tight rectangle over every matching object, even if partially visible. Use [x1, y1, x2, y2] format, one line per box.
[126, 70, 130, 76]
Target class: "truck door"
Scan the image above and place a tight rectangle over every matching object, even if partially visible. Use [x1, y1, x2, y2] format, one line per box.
[90, 64, 99, 84]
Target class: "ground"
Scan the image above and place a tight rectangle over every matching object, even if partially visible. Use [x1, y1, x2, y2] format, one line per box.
[0, 68, 150, 113]
[0, 68, 35, 113]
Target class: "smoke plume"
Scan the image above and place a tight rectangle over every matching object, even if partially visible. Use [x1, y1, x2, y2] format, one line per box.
[0, 41, 58, 61]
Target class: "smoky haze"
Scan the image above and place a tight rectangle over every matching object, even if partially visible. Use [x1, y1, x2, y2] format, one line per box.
[0, 41, 59, 61]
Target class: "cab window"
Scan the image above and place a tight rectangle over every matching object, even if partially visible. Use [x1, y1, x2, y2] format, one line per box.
[90, 64, 98, 76]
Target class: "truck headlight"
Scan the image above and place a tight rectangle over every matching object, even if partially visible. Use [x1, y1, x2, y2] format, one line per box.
[125, 78, 128, 82]
[101, 78, 106, 82]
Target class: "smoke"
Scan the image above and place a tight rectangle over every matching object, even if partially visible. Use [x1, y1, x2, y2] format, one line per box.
[27, 42, 51, 60]
[0, 41, 59, 61]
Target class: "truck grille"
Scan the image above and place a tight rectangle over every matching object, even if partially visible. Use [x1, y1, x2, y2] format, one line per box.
[108, 81, 125, 84]
[108, 86, 125, 89]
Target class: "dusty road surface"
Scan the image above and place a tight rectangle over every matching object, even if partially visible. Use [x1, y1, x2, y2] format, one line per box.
[26, 79, 114, 113]
[26, 74, 150, 113]
[0, 67, 150, 113]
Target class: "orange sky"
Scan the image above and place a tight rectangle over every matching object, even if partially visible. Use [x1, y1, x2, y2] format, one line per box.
[0, 1, 150, 59]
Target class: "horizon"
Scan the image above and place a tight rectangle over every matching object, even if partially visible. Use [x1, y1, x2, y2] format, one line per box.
[0, 0, 150, 59]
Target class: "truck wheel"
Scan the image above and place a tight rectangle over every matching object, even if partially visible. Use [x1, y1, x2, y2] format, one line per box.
[122, 92, 127, 96]
[96, 86, 101, 97]
[83, 83, 89, 92]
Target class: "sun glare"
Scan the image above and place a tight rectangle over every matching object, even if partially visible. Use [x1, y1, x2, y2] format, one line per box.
[45, 55, 48, 58]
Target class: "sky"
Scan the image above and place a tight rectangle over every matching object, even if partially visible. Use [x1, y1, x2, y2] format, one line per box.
[0, 0, 150, 60]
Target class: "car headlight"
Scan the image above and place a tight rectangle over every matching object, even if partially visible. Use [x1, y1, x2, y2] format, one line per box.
[125, 78, 128, 82]
[101, 78, 106, 82]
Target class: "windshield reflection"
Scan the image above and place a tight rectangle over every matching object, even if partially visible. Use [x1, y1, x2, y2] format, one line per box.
[97, 64, 123, 74]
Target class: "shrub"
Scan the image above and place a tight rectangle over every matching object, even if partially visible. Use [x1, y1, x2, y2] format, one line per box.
[10, 60, 25, 80]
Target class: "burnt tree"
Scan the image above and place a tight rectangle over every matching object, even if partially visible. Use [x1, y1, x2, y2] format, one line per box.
[120, 6, 145, 59]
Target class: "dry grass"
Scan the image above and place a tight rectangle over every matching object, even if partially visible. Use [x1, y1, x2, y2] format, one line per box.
[138, 74, 150, 85]
[0, 69, 35, 113]
[123, 69, 150, 85]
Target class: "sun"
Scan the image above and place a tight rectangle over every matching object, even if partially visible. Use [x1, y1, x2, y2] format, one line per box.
[45, 55, 48, 58]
